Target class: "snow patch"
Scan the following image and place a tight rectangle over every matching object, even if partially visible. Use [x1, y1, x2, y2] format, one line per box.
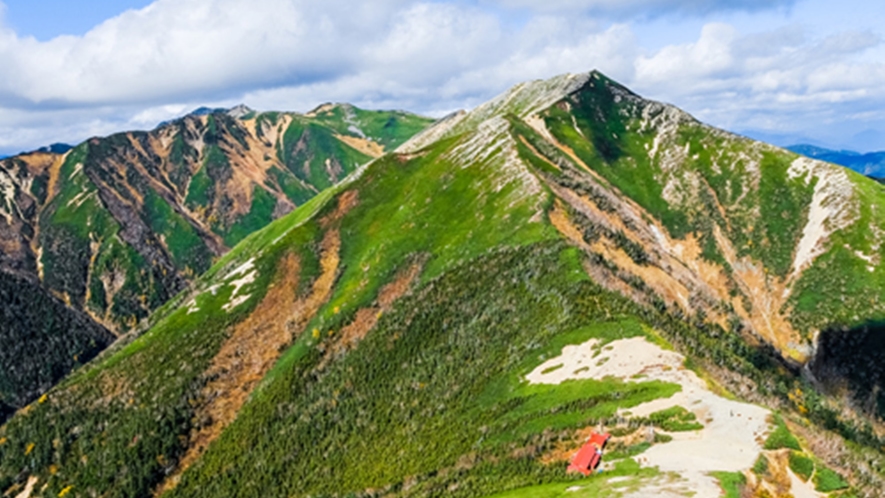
[788, 157, 858, 278]
[186, 298, 199, 314]
[225, 258, 255, 280]
[66, 190, 96, 209]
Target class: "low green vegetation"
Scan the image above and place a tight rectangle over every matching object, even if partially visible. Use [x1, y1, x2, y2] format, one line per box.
[788, 451, 815, 481]
[752, 454, 769, 475]
[310, 104, 435, 150]
[711, 471, 746, 498]
[221, 186, 278, 246]
[814, 466, 850, 492]
[482, 459, 660, 498]
[6, 71, 885, 498]
[764, 416, 802, 451]
[143, 189, 212, 274]
[648, 406, 704, 432]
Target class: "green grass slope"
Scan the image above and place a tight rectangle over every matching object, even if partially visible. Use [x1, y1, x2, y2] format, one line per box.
[0, 105, 433, 418]
[0, 73, 881, 498]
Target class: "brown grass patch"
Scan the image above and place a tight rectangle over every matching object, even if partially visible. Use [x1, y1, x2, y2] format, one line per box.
[548, 201, 584, 245]
[335, 134, 385, 158]
[592, 237, 692, 314]
[713, 227, 803, 361]
[744, 450, 795, 497]
[156, 230, 342, 495]
[321, 190, 359, 228]
[319, 262, 422, 369]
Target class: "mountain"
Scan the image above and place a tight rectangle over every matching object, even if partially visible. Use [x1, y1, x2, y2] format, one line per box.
[789, 144, 885, 179]
[35, 144, 74, 155]
[1, 71, 883, 497]
[0, 105, 433, 417]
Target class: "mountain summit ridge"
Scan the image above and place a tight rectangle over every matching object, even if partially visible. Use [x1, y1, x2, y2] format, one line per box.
[1, 70, 883, 497]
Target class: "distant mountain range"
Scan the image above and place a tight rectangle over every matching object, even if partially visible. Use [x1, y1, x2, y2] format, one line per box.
[788, 144, 885, 178]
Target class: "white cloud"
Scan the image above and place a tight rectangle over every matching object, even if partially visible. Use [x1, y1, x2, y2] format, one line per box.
[627, 21, 885, 148]
[486, 0, 795, 17]
[0, 0, 885, 153]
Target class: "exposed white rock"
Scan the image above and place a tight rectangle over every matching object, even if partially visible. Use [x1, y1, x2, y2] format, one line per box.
[396, 110, 467, 154]
[14, 476, 38, 498]
[224, 258, 255, 280]
[788, 157, 858, 278]
[0, 170, 16, 224]
[400, 72, 593, 155]
[226, 104, 254, 119]
[222, 270, 257, 312]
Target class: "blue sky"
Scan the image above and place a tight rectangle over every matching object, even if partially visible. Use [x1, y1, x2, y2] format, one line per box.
[0, 0, 884, 154]
[0, 0, 152, 40]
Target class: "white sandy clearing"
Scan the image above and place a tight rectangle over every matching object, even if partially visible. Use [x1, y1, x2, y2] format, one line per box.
[528, 336, 771, 497]
[789, 471, 826, 498]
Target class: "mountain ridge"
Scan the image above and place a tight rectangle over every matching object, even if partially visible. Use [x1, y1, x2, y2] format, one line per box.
[1, 70, 883, 497]
[0, 103, 433, 418]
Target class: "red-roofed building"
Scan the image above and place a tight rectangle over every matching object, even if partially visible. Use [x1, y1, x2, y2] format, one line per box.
[567, 432, 611, 476]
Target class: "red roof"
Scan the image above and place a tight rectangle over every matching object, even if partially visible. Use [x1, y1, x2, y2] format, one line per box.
[567, 432, 610, 476]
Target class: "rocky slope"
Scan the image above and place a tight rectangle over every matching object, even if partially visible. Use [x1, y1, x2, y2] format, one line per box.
[0, 72, 882, 497]
[0, 104, 432, 416]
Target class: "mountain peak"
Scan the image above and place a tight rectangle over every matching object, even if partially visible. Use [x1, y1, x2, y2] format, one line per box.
[399, 70, 657, 154]
[226, 104, 255, 119]
[305, 102, 355, 117]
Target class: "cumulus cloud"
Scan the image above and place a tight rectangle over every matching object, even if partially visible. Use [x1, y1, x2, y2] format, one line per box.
[486, 0, 796, 17]
[632, 23, 885, 139]
[0, 0, 884, 153]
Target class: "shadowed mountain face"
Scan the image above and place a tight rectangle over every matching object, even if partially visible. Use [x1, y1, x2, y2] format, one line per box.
[0, 105, 432, 415]
[812, 322, 885, 419]
[0, 272, 114, 415]
[1, 72, 883, 497]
